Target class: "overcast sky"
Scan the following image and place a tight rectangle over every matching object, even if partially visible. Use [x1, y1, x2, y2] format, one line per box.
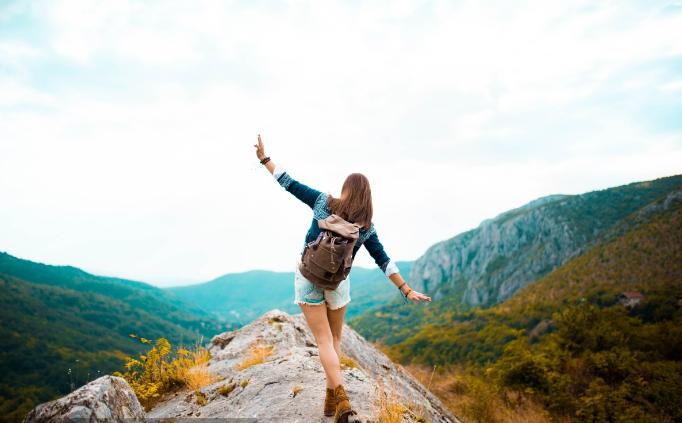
[1, 0, 681, 287]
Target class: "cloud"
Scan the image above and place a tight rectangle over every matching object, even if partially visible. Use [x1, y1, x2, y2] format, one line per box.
[0, 0, 681, 285]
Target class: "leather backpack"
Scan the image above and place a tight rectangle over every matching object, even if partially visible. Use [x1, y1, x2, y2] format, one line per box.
[299, 214, 362, 290]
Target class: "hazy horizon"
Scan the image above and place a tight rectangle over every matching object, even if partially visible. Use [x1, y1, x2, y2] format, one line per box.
[2, 1, 681, 286]
[3, 171, 679, 288]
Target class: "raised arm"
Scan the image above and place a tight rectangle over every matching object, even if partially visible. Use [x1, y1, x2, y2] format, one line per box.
[254, 134, 323, 209]
[363, 226, 431, 303]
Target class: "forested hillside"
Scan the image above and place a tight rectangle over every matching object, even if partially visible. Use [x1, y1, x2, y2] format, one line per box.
[383, 189, 682, 421]
[0, 253, 224, 422]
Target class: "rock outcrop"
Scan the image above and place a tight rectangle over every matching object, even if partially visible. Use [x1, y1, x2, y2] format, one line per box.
[24, 309, 459, 422]
[22, 375, 145, 422]
[147, 309, 460, 422]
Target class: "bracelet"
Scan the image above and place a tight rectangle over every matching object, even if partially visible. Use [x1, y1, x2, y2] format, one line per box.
[397, 282, 411, 297]
[260, 156, 271, 165]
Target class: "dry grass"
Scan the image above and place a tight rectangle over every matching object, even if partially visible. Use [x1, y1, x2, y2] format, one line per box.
[194, 390, 207, 406]
[175, 347, 218, 391]
[291, 384, 303, 397]
[235, 341, 274, 371]
[176, 348, 218, 390]
[372, 378, 419, 423]
[339, 353, 359, 369]
[403, 363, 553, 423]
[218, 382, 236, 396]
[240, 378, 250, 388]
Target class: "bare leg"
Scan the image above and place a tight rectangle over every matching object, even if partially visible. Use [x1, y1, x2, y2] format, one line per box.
[299, 303, 342, 389]
[327, 304, 347, 362]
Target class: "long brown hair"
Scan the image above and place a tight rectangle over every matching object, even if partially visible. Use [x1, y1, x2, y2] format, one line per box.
[326, 173, 373, 230]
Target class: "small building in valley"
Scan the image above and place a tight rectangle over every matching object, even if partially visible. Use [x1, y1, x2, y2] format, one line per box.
[618, 291, 645, 308]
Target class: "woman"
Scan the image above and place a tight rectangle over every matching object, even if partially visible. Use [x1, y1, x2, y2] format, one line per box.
[253, 134, 431, 422]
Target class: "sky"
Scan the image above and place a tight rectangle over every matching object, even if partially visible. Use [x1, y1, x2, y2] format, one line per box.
[1, 0, 681, 287]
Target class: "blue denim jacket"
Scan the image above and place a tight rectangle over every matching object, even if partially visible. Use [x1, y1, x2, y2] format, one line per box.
[273, 166, 400, 277]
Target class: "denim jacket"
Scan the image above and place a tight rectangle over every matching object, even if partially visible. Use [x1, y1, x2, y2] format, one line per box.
[273, 165, 400, 277]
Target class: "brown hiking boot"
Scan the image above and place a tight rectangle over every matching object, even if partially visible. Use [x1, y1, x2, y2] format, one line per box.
[324, 387, 336, 416]
[333, 384, 358, 423]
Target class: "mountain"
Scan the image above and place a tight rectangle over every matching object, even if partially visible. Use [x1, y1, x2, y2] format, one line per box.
[392, 186, 682, 364]
[350, 174, 682, 345]
[382, 182, 682, 421]
[24, 309, 460, 423]
[0, 252, 225, 422]
[412, 174, 682, 307]
[167, 261, 413, 324]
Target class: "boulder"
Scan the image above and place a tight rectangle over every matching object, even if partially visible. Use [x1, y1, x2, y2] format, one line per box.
[23, 375, 144, 422]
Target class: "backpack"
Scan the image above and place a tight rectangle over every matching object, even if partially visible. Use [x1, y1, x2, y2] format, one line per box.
[298, 214, 362, 290]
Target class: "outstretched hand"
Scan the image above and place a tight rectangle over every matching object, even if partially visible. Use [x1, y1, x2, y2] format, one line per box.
[254, 134, 266, 161]
[406, 289, 431, 303]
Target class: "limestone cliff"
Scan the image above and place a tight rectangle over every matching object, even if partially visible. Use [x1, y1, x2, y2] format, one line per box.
[409, 176, 682, 306]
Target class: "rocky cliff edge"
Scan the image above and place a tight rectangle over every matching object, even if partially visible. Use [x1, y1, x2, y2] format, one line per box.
[24, 309, 460, 423]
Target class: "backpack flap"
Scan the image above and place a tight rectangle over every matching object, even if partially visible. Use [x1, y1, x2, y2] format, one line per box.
[317, 214, 361, 271]
[317, 214, 361, 240]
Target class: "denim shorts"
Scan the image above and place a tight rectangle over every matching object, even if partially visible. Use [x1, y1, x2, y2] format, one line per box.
[293, 259, 351, 310]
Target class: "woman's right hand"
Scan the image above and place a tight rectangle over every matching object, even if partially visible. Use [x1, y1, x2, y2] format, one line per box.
[254, 134, 266, 161]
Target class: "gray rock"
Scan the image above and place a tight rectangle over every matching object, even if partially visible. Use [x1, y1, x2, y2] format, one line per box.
[23, 375, 144, 423]
[147, 309, 461, 423]
[410, 193, 582, 306]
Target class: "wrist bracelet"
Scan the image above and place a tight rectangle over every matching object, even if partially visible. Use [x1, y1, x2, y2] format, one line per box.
[260, 156, 271, 165]
[397, 282, 406, 292]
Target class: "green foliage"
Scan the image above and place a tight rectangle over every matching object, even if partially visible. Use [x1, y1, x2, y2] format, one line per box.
[0, 252, 224, 422]
[113, 337, 178, 409]
[351, 274, 471, 347]
[490, 339, 552, 394]
[0, 252, 216, 329]
[391, 314, 524, 366]
[113, 336, 213, 411]
[491, 303, 682, 421]
[553, 304, 637, 354]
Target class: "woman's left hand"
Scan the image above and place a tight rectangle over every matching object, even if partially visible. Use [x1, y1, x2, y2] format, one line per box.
[407, 289, 431, 303]
[254, 134, 266, 161]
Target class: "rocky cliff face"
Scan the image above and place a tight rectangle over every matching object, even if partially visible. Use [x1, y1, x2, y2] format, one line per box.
[410, 176, 682, 307]
[24, 309, 460, 423]
[411, 194, 580, 306]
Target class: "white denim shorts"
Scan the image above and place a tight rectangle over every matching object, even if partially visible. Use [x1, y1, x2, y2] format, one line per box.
[293, 259, 350, 310]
